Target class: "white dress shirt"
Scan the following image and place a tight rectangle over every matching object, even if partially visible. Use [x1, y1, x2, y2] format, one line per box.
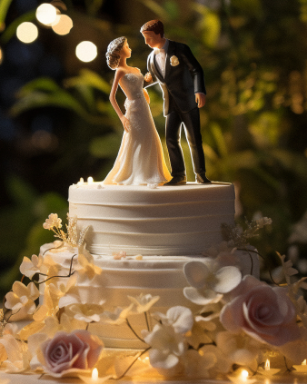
[154, 39, 169, 78]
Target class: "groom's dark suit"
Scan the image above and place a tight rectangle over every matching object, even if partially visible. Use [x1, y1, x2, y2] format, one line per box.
[146, 39, 207, 179]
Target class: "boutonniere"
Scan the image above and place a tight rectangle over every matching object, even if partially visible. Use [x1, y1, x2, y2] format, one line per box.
[170, 55, 180, 66]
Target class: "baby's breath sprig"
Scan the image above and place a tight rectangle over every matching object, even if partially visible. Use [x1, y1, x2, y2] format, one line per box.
[43, 213, 89, 248]
[221, 217, 272, 247]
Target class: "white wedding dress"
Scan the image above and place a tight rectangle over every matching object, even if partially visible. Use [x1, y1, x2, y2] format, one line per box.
[103, 72, 171, 185]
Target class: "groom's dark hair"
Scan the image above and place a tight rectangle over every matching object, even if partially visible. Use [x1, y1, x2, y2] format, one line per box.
[141, 20, 164, 38]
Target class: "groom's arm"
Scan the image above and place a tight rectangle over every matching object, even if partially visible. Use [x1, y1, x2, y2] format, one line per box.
[144, 55, 158, 88]
[179, 43, 206, 95]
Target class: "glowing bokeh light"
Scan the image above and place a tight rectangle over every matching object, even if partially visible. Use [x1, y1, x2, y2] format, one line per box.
[36, 3, 57, 26]
[0, 48, 3, 64]
[52, 14, 73, 35]
[76, 41, 97, 63]
[16, 22, 39, 44]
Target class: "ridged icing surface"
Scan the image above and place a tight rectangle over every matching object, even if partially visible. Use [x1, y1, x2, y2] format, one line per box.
[68, 182, 235, 256]
[40, 245, 259, 349]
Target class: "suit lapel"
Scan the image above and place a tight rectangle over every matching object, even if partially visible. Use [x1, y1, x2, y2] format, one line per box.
[165, 40, 176, 80]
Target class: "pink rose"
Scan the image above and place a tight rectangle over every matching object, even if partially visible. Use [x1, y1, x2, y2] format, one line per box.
[220, 275, 300, 346]
[39, 330, 103, 377]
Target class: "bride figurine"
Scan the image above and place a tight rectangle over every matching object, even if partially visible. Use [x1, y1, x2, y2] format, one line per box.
[103, 36, 171, 186]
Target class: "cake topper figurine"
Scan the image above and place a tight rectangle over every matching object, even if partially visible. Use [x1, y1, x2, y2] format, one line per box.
[141, 20, 210, 185]
[103, 36, 171, 186]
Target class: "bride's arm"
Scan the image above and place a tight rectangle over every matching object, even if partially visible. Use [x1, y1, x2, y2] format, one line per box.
[143, 88, 150, 104]
[109, 69, 131, 132]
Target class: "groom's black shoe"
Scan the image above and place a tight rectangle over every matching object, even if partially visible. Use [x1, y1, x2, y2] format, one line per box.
[164, 175, 187, 186]
[196, 172, 211, 184]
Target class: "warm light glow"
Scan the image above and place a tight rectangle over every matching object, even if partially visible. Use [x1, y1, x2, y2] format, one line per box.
[87, 176, 94, 184]
[16, 22, 39, 44]
[36, 3, 57, 26]
[51, 14, 73, 35]
[265, 359, 270, 371]
[240, 370, 249, 380]
[92, 368, 98, 380]
[0, 47, 3, 64]
[302, 359, 307, 365]
[76, 41, 97, 62]
[78, 177, 84, 185]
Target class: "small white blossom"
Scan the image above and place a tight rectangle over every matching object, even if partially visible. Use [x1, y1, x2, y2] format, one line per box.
[183, 260, 241, 305]
[75, 251, 102, 282]
[43, 213, 62, 230]
[128, 293, 160, 314]
[20, 254, 44, 279]
[5, 282, 40, 317]
[142, 323, 187, 369]
[153, 306, 194, 334]
[99, 304, 134, 325]
[65, 303, 105, 323]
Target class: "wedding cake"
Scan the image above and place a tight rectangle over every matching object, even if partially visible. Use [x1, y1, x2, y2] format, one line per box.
[1, 180, 306, 384]
[39, 182, 260, 349]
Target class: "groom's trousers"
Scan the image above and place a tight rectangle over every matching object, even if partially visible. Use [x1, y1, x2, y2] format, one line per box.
[165, 96, 206, 178]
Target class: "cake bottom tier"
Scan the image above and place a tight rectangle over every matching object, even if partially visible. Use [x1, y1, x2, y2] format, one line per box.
[40, 244, 259, 349]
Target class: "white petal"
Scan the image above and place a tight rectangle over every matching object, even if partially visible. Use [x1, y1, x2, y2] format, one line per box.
[184, 261, 210, 288]
[213, 266, 242, 293]
[183, 287, 222, 305]
[166, 306, 194, 334]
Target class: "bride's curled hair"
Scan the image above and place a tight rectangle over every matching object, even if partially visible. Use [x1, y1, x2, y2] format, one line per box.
[106, 36, 127, 69]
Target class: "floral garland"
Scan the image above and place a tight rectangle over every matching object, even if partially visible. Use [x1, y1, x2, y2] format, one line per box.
[0, 214, 307, 382]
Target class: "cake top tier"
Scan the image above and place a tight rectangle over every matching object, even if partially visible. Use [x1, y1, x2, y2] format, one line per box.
[68, 182, 235, 257]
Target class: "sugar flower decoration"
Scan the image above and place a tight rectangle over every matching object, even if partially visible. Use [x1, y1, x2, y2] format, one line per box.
[183, 260, 241, 305]
[99, 304, 134, 325]
[37, 330, 103, 378]
[75, 251, 102, 282]
[0, 334, 30, 373]
[154, 306, 194, 335]
[20, 254, 44, 278]
[128, 293, 160, 314]
[65, 304, 105, 323]
[216, 331, 260, 371]
[43, 213, 62, 230]
[143, 306, 194, 370]
[5, 282, 40, 317]
[142, 324, 187, 369]
[220, 275, 300, 346]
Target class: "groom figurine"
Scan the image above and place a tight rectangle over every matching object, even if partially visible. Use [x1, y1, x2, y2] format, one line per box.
[141, 20, 210, 185]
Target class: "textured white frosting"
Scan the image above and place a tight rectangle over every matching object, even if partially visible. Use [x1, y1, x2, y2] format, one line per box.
[40, 244, 259, 349]
[68, 182, 235, 256]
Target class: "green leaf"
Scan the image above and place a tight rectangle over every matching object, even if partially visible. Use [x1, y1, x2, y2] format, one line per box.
[135, 0, 170, 20]
[17, 78, 62, 96]
[0, 0, 13, 32]
[11, 91, 89, 118]
[65, 69, 111, 94]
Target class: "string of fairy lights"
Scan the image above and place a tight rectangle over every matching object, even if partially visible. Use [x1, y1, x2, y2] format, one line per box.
[1, 1, 98, 64]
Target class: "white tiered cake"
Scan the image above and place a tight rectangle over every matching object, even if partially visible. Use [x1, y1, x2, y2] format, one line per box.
[68, 182, 235, 256]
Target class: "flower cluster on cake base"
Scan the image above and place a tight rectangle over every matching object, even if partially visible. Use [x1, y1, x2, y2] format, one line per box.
[1, 214, 307, 383]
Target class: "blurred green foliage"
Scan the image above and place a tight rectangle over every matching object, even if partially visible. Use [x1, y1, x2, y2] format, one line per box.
[1, 0, 307, 294]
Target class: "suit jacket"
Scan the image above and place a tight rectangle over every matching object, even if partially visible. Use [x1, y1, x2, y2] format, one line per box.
[145, 40, 206, 116]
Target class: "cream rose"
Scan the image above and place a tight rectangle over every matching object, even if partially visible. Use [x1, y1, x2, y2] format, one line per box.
[220, 275, 300, 346]
[39, 330, 103, 377]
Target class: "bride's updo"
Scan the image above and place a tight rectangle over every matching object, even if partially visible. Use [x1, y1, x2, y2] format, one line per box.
[106, 36, 127, 70]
